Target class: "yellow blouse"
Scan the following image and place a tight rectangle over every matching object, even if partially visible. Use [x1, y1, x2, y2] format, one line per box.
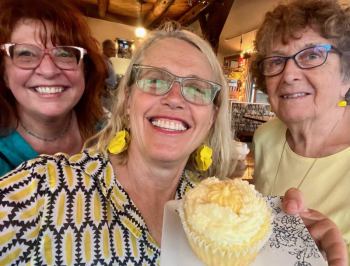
[253, 118, 350, 259]
[0, 151, 200, 266]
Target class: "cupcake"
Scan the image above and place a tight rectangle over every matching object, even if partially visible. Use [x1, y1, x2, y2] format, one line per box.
[178, 177, 273, 266]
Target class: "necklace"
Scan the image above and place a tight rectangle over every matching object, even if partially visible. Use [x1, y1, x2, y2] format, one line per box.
[270, 114, 343, 196]
[19, 112, 72, 142]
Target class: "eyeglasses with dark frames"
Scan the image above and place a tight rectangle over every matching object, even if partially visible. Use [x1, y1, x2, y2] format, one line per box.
[0, 43, 87, 70]
[258, 45, 342, 77]
[132, 64, 221, 106]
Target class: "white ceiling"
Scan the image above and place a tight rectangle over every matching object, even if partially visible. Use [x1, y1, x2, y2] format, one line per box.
[191, 0, 349, 57]
[219, 0, 280, 56]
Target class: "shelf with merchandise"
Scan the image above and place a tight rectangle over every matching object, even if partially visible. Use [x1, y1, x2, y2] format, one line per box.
[223, 56, 250, 102]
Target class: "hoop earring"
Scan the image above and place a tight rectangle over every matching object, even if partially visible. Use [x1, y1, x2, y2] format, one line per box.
[108, 129, 131, 154]
[338, 100, 347, 107]
[195, 144, 212, 171]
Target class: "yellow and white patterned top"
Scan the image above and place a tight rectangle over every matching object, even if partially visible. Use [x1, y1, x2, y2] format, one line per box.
[0, 151, 200, 266]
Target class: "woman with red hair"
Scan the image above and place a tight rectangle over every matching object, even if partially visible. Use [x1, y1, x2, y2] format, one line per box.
[0, 0, 108, 175]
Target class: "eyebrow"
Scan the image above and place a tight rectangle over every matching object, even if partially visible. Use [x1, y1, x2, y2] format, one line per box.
[150, 65, 204, 79]
[269, 42, 323, 56]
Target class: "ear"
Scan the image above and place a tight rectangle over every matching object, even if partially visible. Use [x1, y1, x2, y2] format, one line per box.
[340, 82, 350, 98]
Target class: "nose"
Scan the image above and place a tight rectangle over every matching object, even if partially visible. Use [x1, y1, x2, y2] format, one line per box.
[160, 81, 186, 109]
[34, 54, 61, 78]
[280, 58, 302, 84]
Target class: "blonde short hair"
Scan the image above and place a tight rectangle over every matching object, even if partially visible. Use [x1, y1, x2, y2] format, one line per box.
[86, 21, 237, 179]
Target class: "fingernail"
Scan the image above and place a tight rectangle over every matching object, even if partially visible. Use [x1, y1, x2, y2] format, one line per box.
[286, 201, 298, 212]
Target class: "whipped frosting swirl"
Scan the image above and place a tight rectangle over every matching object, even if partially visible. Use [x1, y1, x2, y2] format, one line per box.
[184, 177, 270, 246]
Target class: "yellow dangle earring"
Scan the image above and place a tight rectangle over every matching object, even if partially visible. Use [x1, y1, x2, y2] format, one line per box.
[195, 144, 213, 171]
[108, 115, 131, 154]
[338, 100, 347, 107]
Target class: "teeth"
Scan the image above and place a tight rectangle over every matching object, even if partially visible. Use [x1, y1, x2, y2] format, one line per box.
[34, 87, 64, 94]
[151, 119, 187, 131]
[283, 93, 307, 99]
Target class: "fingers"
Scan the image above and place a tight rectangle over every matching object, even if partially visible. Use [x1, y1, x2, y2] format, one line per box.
[282, 188, 309, 215]
[300, 210, 348, 266]
[282, 188, 348, 266]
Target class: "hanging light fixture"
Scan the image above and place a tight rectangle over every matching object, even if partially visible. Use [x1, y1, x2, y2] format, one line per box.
[135, 27, 146, 38]
[135, 0, 146, 39]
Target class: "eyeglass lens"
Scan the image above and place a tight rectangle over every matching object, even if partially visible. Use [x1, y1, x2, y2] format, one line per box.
[136, 67, 215, 105]
[259, 45, 331, 76]
[9, 44, 82, 69]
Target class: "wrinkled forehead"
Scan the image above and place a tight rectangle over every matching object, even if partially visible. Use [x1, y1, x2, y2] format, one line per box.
[266, 24, 323, 54]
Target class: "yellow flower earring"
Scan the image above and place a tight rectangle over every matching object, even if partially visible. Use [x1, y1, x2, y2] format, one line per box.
[108, 129, 131, 154]
[338, 100, 347, 107]
[195, 144, 213, 171]
[108, 115, 131, 154]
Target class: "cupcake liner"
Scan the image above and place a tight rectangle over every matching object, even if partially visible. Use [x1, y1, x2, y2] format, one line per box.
[178, 199, 274, 266]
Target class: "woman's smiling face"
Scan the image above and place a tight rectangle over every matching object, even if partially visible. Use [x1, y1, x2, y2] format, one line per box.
[4, 19, 85, 119]
[265, 26, 350, 124]
[126, 38, 218, 165]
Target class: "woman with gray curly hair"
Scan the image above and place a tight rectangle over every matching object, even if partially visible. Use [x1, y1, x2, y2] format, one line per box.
[250, 0, 350, 260]
[0, 21, 346, 265]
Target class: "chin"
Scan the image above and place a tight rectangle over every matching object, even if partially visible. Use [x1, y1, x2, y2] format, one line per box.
[149, 149, 188, 164]
[37, 107, 73, 118]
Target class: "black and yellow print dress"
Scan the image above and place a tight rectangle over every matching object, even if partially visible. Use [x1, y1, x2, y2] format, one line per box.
[0, 151, 200, 266]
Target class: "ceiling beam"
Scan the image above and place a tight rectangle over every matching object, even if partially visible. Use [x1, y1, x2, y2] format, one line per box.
[144, 0, 175, 28]
[200, 0, 235, 53]
[98, 0, 110, 18]
[198, 13, 207, 37]
[178, 0, 216, 26]
[79, 3, 138, 27]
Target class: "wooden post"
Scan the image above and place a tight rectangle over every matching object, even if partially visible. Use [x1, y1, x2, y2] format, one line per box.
[98, 0, 110, 18]
[202, 0, 235, 54]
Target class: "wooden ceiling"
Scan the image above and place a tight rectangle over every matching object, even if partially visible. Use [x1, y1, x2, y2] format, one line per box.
[77, 0, 235, 53]
[78, 0, 217, 28]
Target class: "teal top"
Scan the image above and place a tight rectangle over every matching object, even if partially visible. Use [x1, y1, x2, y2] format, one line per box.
[0, 130, 38, 176]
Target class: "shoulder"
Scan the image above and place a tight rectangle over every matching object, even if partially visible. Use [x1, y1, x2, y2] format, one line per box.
[0, 129, 18, 148]
[254, 117, 285, 141]
[0, 130, 39, 174]
[0, 155, 54, 204]
[0, 150, 108, 191]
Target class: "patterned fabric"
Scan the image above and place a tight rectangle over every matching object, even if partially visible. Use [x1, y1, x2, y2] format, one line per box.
[231, 102, 275, 132]
[0, 151, 200, 266]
